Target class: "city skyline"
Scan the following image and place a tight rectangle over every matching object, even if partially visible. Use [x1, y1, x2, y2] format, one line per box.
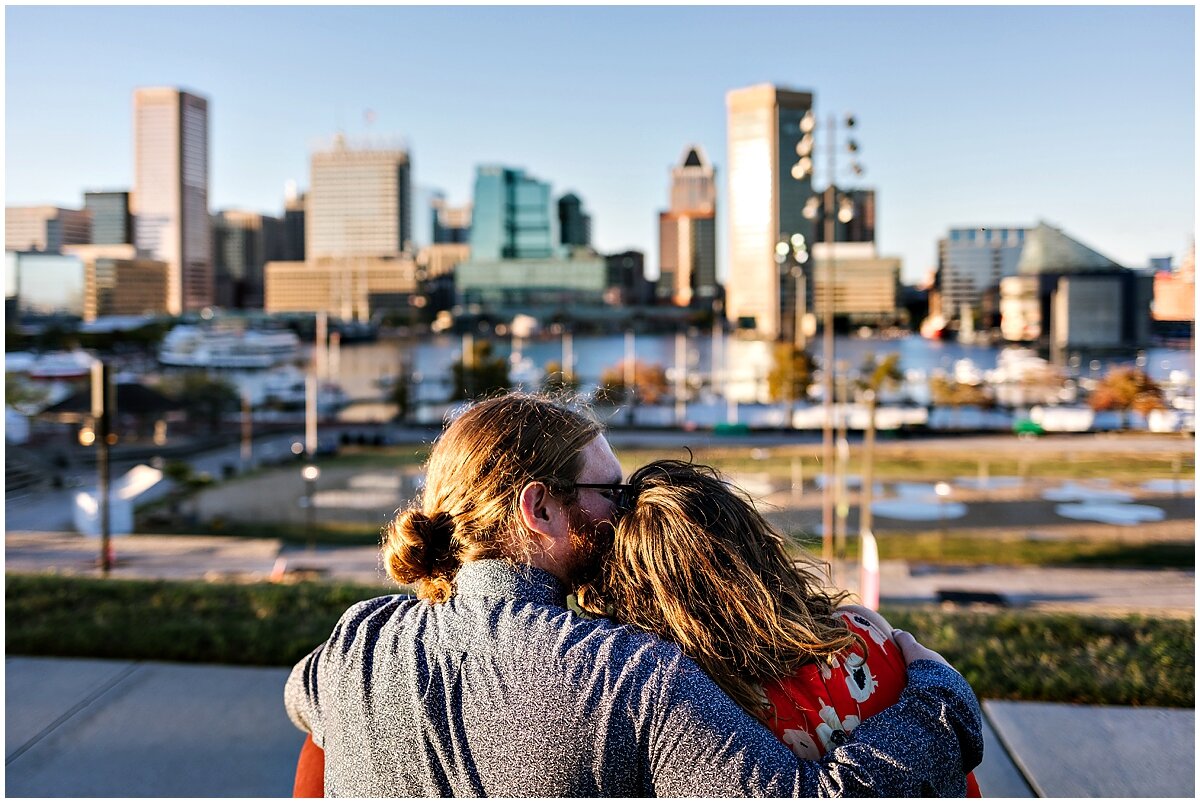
[5, 5, 1195, 284]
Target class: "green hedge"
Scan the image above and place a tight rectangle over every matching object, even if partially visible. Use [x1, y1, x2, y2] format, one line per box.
[5, 573, 1193, 707]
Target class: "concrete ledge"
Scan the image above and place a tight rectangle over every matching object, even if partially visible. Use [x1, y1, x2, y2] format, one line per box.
[984, 699, 1196, 797]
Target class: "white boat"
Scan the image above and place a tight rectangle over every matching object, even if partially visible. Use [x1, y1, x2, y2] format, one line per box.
[262, 366, 349, 410]
[159, 325, 300, 369]
[15, 350, 96, 379]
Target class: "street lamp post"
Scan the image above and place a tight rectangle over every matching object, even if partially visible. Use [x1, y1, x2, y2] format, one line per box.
[792, 109, 865, 566]
[302, 464, 321, 551]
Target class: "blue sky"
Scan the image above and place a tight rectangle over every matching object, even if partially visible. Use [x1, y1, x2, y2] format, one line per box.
[5, 5, 1195, 283]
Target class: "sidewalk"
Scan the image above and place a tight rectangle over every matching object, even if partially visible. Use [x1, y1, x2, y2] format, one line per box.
[6, 656, 1192, 797]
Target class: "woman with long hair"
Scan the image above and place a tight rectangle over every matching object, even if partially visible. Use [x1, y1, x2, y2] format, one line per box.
[576, 459, 981, 796]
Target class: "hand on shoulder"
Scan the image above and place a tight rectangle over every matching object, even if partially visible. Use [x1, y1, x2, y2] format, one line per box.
[837, 605, 952, 670]
[837, 604, 893, 636]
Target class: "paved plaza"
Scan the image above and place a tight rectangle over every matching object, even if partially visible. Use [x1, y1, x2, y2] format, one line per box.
[6, 656, 1193, 797]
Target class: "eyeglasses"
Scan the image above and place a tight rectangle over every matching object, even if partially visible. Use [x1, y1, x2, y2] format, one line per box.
[571, 482, 637, 512]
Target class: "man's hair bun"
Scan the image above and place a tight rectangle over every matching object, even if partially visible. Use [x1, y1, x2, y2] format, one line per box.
[383, 509, 459, 602]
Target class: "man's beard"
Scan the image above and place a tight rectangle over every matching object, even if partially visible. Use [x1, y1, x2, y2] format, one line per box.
[563, 504, 615, 589]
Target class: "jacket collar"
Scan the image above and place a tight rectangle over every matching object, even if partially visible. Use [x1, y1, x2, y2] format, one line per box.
[453, 559, 567, 606]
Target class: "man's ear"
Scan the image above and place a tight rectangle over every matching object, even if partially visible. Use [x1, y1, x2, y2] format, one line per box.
[518, 481, 556, 538]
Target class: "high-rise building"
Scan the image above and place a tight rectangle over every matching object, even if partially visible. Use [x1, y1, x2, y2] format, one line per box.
[132, 86, 211, 314]
[5, 206, 91, 252]
[306, 134, 412, 260]
[469, 166, 555, 260]
[658, 145, 718, 307]
[725, 84, 816, 339]
[84, 191, 133, 245]
[431, 195, 472, 244]
[212, 210, 282, 309]
[936, 227, 1028, 321]
[557, 193, 591, 249]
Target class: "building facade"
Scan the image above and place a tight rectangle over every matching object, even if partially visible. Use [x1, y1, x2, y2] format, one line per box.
[936, 227, 1027, 323]
[725, 84, 816, 339]
[6, 251, 86, 316]
[813, 188, 876, 244]
[84, 191, 133, 245]
[5, 206, 91, 252]
[456, 257, 608, 310]
[431, 196, 472, 244]
[132, 86, 212, 314]
[809, 242, 901, 324]
[557, 193, 591, 249]
[606, 250, 653, 306]
[658, 145, 718, 307]
[283, 189, 307, 262]
[212, 210, 285, 309]
[65, 244, 169, 321]
[264, 256, 418, 318]
[469, 166, 555, 261]
[997, 222, 1150, 348]
[417, 243, 471, 280]
[306, 134, 412, 260]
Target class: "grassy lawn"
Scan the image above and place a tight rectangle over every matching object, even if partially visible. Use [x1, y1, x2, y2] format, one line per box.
[6, 573, 1193, 707]
[784, 532, 1195, 570]
[138, 519, 385, 547]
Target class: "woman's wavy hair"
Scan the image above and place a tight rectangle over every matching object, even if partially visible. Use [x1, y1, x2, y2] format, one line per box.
[576, 459, 860, 721]
[382, 392, 602, 603]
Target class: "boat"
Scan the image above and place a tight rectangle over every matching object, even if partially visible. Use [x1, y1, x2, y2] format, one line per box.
[159, 325, 300, 369]
[22, 350, 96, 380]
[262, 366, 349, 411]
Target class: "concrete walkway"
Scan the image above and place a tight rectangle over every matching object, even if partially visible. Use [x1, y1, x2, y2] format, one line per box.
[5, 656, 1192, 797]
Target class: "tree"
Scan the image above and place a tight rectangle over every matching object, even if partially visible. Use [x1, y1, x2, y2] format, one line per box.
[389, 375, 411, 422]
[594, 360, 668, 405]
[5, 372, 50, 414]
[1089, 366, 1165, 428]
[855, 354, 903, 537]
[160, 372, 240, 434]
[766, 344, 816, 404]
[542, 361, 580, 396]
[929, 374, 994, 408]
[450, 340, 509, 401]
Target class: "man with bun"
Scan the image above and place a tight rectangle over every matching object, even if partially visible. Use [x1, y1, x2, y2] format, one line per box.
[285, 392, 982, 796]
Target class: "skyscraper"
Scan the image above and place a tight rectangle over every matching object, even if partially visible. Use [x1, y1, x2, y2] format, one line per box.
[557, 193, 591, 249]
[469, 166, 554, 260]
[658, 144, 717, 307]
[132, 87, 211, 315]
[306, 134, 412, 260]
[725, 84, 816, 339]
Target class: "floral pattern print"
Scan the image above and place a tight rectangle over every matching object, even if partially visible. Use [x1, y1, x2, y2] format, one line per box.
[763, 609, 981, 797]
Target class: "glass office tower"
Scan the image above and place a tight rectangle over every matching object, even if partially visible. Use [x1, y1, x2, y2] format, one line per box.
[469, 166, 555, 261]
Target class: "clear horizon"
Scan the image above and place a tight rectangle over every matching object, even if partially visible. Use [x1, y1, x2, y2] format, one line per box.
[5, 5, 1195, 284]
